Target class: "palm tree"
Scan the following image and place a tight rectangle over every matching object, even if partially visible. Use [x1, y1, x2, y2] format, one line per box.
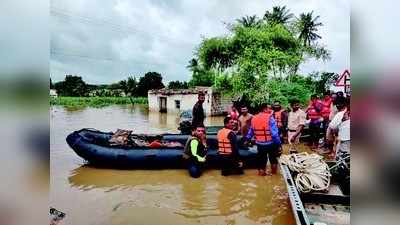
[264, 6, 294, 26]
[236, 15, 262, 27]
[187, 58, 199, 71]
[296, 11, 323, 46]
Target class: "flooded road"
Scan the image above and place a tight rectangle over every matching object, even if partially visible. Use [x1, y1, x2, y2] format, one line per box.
[50, 105, 295, 225]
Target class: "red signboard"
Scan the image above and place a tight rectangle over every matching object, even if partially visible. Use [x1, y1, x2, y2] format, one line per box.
[335, 69, 351, 87]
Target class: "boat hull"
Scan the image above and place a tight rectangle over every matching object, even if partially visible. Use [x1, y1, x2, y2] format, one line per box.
[66, 129, 260, 169]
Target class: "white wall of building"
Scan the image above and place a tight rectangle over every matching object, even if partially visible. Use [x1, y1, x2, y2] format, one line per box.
[148, 93, 159, 112]
[148, 88, 232, 116]
[166, 93, 197, 114]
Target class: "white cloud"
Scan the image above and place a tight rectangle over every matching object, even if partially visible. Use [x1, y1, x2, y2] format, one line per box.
[50, 0, 350, 84]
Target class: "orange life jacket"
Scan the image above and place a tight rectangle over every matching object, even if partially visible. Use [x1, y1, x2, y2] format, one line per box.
[251, 113, 273, 142]
[217, 128, 233, 155]
[308, 106, 321, 121]
[321, 98, 332, 119]
[230, 110, 239, 120]
[273, 109, 284, 128]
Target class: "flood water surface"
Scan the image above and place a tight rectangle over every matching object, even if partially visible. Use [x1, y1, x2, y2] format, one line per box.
[50, 105, 295, 225]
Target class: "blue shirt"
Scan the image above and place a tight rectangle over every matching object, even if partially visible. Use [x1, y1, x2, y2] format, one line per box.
[246, 115, 281, 145]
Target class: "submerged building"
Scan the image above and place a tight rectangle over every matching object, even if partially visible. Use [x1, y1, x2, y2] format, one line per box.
[148, 87, 233, 116]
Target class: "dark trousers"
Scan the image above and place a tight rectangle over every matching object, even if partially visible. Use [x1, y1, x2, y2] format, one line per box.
[220, 154, 243, 176]
[256, 144, 278, 169]
[278, 127, 286, 143]
[309, 121, 321, 146]
[322, 118, 330, 146]
[187, 159, 203, 178]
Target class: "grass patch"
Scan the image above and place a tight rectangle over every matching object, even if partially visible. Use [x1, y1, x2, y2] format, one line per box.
[50, 97, 148, 107]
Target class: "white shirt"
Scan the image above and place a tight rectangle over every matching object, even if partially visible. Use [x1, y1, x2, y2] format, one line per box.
[329, 111, 350, 141]
[287, 109, 306, 130]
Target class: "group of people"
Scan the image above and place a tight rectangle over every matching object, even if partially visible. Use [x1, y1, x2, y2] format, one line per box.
[184, 91, 350, 178]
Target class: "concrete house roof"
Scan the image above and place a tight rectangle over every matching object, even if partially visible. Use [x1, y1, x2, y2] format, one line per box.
[148, 86, 213, 96]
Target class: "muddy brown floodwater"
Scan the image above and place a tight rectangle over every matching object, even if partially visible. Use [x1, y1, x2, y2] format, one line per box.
[50, 105, 295, 225]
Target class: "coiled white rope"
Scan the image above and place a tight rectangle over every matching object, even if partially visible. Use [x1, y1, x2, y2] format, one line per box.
[280, 152, 331, 193]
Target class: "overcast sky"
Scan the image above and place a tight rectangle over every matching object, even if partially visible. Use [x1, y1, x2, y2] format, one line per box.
[50, 0, 349, 84]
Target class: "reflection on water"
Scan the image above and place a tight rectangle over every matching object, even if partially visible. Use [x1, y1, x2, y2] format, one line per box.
[51, 105, 294, 225]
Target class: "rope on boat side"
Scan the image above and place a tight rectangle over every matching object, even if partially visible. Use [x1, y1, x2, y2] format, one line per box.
[280, 152, 331, 193]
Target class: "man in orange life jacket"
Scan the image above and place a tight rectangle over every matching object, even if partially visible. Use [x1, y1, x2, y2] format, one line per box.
[306, 94, 323, 149]
[217, 116, 244, 176]
[272, 101, 287, 142]
[183, 125, 207, 178]
[245, 103, 281, 176]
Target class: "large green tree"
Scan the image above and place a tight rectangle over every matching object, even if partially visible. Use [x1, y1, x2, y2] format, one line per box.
[54, 75, 88, 97]
[119, 76, 138, 96]
[187, 58, 216, 87]
[136, 72, 165, 96]
[190, 5, 332, 106]
[168, 80, 189, 89]
[310, 71, 339, 94]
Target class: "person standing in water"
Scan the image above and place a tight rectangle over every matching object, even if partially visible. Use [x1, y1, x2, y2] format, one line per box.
[217, 117, 244, 176]
[192, 92, 206, 128]
[183, 125, 207, 178]
[245, 103, 281, 176]
[272, 101, 287, 142]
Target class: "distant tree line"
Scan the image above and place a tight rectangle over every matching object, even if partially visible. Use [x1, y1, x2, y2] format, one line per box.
[51, 72, 164, 97]
[51, 72, 197, 98]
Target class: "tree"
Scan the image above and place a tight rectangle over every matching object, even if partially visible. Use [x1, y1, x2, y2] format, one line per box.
[197, 37, 235, 70]
[310, 71, 339, 94]
[296, 11, 323, 46]
[54, 75, 88, 97]
[187, 58, 199, 73]
[188, 69, 215, 87]
[190, 5, 332, 106]
[187, 58, 217, 87]
[264, 6, 294, 26]
[136, 72, 165, 97]
[50, 78, 53, 89]
[168, 81, 189, 89]
[236, 15, 262, 28]
[119, 76, 138, 96]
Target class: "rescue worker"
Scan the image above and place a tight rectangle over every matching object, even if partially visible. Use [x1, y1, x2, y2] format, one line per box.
[229, 105, 240, 133]
[245, 103, 281, 176]
[266, 104, 274, 115]
[321, 91, 333, 149]
[229, 105, 240, 120]
[192, 92, 206, 128]
[217, 117, 244, 176]
[306, 94, 323, 149]
[272, 101, 287, 141]
[183, 125, 207, 178]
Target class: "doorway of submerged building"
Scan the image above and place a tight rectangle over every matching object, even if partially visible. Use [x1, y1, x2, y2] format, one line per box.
[159, 97, 167, 113]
